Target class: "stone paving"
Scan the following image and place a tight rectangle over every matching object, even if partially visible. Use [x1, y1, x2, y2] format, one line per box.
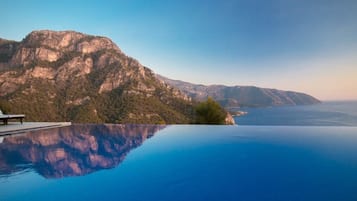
[0, 122, 71, 136]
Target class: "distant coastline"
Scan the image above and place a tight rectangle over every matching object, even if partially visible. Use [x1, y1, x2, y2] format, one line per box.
[229, 110, 248, 117]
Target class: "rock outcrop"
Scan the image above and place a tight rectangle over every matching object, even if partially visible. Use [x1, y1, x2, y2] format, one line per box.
[225, 113, 235, 125]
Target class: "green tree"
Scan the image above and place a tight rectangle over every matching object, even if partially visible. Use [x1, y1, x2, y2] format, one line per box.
[195, 97, 227, 124]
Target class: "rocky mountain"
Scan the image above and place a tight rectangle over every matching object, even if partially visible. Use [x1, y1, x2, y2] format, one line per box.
[0, 30, 194, 124]
[156, 75, 321, 108]
[0, 124, 165, 178]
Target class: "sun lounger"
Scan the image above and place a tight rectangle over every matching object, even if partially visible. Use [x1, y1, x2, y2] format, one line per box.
[0, 110, 25, 125]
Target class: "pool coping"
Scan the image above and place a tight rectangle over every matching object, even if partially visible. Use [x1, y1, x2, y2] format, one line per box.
[0, 122, 72, 136]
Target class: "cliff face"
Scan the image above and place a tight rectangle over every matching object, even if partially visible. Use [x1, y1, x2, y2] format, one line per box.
[0, 124, 165, 178]
[0, 30, 193, 123]
[156, 75, 321, 108]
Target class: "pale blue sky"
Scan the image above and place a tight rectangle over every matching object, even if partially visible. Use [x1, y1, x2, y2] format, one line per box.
[1, 0, 357, 100]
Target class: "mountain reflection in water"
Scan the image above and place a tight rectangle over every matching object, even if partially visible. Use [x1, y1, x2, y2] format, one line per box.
[0, 124, 165, 179]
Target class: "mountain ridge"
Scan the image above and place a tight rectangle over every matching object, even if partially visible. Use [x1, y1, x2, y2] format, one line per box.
[156, 74, 321, 107]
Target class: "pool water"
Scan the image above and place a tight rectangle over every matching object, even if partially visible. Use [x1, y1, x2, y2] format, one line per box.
[1, 124, 357, 201]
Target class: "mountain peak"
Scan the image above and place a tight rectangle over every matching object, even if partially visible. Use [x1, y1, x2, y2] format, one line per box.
[23, 30, 121, 53]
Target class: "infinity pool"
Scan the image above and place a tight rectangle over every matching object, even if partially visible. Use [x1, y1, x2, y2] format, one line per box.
[1, 124, 357, 201]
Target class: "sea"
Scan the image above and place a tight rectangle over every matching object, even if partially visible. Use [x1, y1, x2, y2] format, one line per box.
[234, 101, 357, 126]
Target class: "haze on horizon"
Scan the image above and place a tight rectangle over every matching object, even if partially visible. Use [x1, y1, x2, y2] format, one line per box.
[1, 0, 356, 101]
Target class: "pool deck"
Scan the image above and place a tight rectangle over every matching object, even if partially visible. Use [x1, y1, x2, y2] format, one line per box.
[0, 122, 71, 136]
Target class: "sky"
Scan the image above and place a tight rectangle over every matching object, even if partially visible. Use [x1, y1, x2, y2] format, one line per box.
[1, 0, 356, 100]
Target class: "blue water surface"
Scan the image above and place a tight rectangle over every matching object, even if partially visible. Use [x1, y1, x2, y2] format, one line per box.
[234, 101, 357, 126]
[0, 124, 357, 201]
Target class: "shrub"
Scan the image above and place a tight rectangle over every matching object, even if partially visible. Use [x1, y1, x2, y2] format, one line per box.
[195, 97, 227, 124]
